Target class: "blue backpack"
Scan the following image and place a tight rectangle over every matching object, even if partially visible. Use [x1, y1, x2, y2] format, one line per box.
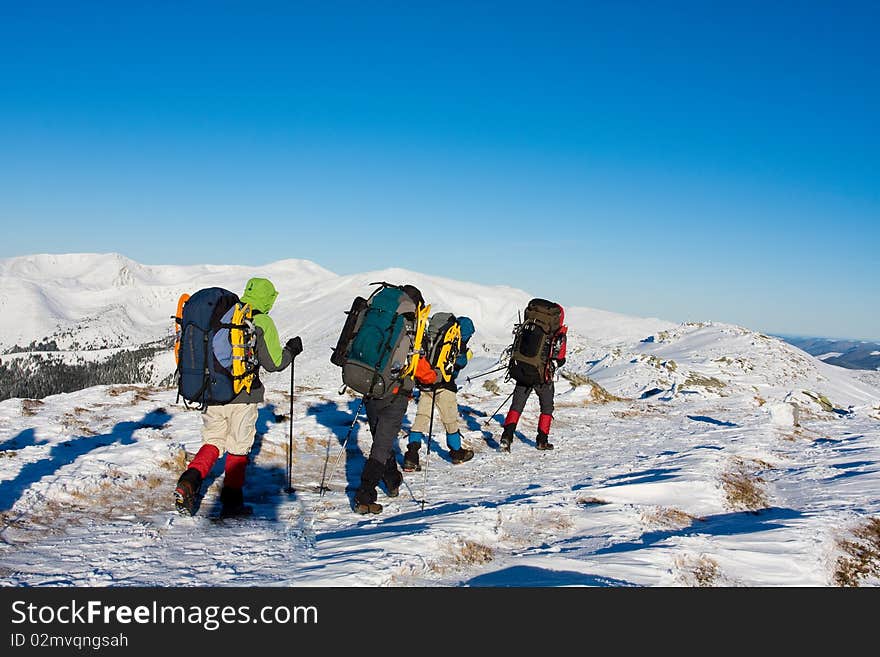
[176, 287, 241, 410]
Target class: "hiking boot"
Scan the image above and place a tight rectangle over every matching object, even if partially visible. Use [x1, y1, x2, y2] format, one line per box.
[355, 502, 383, 515]
[449, 448, 474, 464]
[403, 443, 421, 472]
[536, 432, 555, 451]
[382, 455, 402, 497]
[219, 487, 253, 518]
[499, 425, 515, 452]
[174, 468, 202, 516]
[354, 486, 383, 514]
[383, 474, 401, 498]
[355, 458, 384, 514]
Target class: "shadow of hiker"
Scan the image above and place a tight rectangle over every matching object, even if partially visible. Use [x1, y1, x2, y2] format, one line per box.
[0, 427, 47, 452]
[0, 408, 172, 513]
[459, 404, 496, 448]
[307, 398, 365, 500]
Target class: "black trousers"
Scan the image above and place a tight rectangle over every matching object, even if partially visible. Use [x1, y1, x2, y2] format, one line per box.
[364, 392, 409, 464]
[357, 392, 408, 502]
[509, 381, 555, 416]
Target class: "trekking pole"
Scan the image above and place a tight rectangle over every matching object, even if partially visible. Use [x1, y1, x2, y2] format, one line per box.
[421, 389, 437, 512]
[465, 365, 508, 383]
[286, 359, 296, 494]
[319, 398, 364, 496]
[482, 390, 515, 429]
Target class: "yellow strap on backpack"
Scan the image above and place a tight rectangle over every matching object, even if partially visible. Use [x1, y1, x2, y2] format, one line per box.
[435, 322, 462, 383]
[404, 303, 432, 379]
[230, 302, 256, 394]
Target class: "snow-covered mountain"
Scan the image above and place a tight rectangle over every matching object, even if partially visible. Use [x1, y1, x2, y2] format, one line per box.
[0, 252, 674, 391]
[1, 253, 879, 586]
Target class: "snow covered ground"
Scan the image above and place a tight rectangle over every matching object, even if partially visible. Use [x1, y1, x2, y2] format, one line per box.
[1, 254, 879, 587]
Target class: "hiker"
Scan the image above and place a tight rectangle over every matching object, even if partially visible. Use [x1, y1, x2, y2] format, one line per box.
[404, 315, 476, 472]
[329, 282, 439, 514]
[174, 277, 303, 517]
[355, 285, 441, 514]
[500, 299, 567, 451]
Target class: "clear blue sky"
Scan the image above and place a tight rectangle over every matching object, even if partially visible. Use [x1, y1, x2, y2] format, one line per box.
[1, 1, 877, 339]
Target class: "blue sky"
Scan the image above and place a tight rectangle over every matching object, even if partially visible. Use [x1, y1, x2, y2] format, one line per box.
[1, 1, 877, 339]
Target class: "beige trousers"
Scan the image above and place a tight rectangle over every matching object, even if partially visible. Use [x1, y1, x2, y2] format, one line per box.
[411, 388, 460, 435]
[201, 403, 259, 456]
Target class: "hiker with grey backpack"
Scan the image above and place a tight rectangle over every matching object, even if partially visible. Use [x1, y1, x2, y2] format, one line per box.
[499, 298, 567, 452]
[403, 314, 476, 472]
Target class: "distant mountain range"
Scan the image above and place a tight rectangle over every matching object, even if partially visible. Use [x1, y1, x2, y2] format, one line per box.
[777, 335, 880, 371]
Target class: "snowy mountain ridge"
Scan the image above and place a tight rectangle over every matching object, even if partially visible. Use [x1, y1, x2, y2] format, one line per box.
[2, 253, 879, 587]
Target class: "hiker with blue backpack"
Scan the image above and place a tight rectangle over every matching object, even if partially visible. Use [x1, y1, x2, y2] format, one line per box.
[403, 314, 476, 472]
[330, 283, 439, 514]
[173, 277, 303, 518]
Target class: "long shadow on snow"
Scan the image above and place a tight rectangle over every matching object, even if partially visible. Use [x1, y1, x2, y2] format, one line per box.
[315, 495, 535, 543]
[826, 460, 877, 481]
[686, 415, 738, 427]
[0, 428, 46, 452]
[481, 408, 537, 449]
[307, 398, 367, 501]
[458, 404, 496, 448]
[0, 408, 172, 513]
[591, 467, 681, 489]
[465, 565, 636, 587]
[579, 507, 804, 558]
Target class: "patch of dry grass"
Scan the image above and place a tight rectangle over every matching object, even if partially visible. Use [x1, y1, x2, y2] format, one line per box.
[833, 517, 880, 587]
[482, 379, 502, 395]
[674, 554, 721, 587]
[638, 355, 677, 372]
[428, 539, 495, 575]
[682, 373, 727, 393]
[21, 399, 44, 416]
[641, 507, 702, 530]
[576, 496, 608, 506]
[559, 372, 626, 404]
[108, 385, 159, 402]
[61, 412, 98, 436]
[714, 356, 755, 372]
[802, 390, 835, 413]
[158, 447, 189, 473]
[720, 458, 771, 512]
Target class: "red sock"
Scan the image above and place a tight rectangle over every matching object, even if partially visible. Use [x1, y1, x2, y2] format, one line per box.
[224, 453, 248, 489]
[188, 444, 220, 478]
[538, 413, 553, 435]
[504, 410, 521, 427]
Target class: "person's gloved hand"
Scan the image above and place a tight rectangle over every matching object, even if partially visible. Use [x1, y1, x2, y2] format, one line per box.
[286, 336, 303, 358]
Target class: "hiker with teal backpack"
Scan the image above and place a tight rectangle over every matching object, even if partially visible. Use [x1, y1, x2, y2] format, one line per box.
[174, 277, 303, 518]
[330, 283, 436, 514]
[404, 315, 476, 472]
